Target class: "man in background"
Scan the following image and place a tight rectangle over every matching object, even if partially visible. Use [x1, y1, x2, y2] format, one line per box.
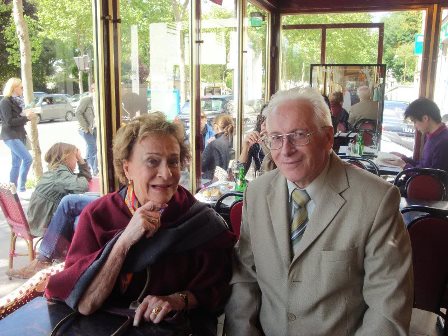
[76, 84, 98, 175]
[348, 85, 379, 127]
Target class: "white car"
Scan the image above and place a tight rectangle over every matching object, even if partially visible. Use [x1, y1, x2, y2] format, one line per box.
[32, 94, 75, 123]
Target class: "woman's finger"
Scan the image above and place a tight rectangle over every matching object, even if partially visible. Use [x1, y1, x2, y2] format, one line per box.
[133, 300, 149, 326]
[151, 302, 170, 324]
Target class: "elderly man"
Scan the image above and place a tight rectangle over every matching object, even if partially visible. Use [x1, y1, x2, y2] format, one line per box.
[348, 85, 379, 127]
[224, 87, 413, 335]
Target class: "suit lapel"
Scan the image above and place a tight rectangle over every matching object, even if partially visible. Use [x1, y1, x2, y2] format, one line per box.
[291, 154, 349, 265]
[266, 172, 292, 265]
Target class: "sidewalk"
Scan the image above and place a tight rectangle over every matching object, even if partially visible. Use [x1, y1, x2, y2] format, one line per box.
[0, 196, 33, 298]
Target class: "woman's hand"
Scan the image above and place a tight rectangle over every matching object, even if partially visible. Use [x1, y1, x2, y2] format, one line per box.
[133, 293, 186, 326]
[119, 201, 167, 248]
[243, 131, 261, 148]
[24, 109, 35, 120]
[75, 148, 86, 164]
[383, 156, 406, 168]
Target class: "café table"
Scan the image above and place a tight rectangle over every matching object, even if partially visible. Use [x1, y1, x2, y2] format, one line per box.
[0, 296, 186, 336]
[337, 146, 402, 176]
[194, 180, 236, 207]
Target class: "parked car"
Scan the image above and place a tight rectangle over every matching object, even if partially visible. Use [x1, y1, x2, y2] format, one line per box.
[70, 92, 89, 109]
[33, 92, 47, 102]
[178, 95, 259, 136]
[382, 100, 414, 137]
[178, 95, 233, 136]
[31, 94, 75, 123]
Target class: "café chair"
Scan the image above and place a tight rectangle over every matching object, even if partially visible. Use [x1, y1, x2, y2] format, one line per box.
[342, 156, 380, 176]
[394, 167, 448, 201]
[0, 262, 65, 319]
[0, 183, 41, 279]
[229, 200, 243, 238]
[214, 191, 243, 231]
[401, 206, 448, 335]
[353, 118, 377, 146]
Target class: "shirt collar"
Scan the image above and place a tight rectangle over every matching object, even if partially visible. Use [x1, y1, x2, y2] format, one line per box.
[287, 157, 331, 202]
[427, 123, 447, 139]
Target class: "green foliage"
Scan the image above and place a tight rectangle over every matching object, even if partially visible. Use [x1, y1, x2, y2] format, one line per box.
[381, 11, 422, 83]
[281, 13, 378, 85]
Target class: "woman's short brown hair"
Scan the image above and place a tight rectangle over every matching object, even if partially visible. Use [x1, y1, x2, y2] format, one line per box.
[329, 91, 344, 104]
[113, 112, 191, 185]
[44, 143, 77, 171]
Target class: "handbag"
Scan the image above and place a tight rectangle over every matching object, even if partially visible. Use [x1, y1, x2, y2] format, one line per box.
[0, 296, 192, 336]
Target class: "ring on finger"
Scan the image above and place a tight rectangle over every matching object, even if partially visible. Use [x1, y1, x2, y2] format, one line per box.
[152, 306, 162, 316]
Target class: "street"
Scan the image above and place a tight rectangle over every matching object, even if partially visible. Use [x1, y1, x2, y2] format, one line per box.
[0, 120, 85, 184]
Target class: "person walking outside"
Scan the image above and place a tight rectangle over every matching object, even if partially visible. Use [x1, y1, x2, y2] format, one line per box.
[76, 83, 98, 175]
[0, 78, 35, 194]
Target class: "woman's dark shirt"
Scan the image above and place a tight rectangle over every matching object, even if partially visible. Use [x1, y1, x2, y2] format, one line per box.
[201, 132, 232, 179]
[242, 143, 265, 174]
[0, 97, 28, 141]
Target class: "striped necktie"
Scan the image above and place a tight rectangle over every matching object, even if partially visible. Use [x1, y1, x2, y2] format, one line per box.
[291, 189, 311, 248]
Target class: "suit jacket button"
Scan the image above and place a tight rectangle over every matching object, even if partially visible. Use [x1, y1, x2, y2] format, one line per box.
[287, 313, 296, 321]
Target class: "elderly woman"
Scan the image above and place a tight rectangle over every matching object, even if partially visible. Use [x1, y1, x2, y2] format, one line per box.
[45, 113, 235, 334]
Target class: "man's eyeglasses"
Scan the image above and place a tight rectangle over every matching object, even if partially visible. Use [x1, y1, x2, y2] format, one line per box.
[264, 129, 317, 150]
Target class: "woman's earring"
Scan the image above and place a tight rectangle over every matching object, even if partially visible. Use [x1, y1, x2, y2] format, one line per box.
[128, 179, 133, 185]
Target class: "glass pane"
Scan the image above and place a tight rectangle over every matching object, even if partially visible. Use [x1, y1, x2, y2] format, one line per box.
[326, 28, 379, 64]
[241, 2, 269, 179]
[381, 10, 424, 156]
[0, 1, 99, 180]
[280, 29, 322, 89]
[119, 0, 191, 189]
[434, 9, 448, 126]
[120, 3, 190, 122]
[0, 0, 97, 294]
[199, 1, 237, 183]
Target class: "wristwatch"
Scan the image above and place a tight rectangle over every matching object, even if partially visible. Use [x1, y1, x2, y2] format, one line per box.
[178, 292, 188, 311]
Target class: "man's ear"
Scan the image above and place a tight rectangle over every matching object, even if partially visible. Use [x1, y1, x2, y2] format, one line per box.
[324, 126, 334, 150]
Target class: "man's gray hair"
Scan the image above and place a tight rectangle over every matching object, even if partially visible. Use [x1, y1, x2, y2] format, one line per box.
[263, 87, 332, 129]
[356, 86, 371, 100]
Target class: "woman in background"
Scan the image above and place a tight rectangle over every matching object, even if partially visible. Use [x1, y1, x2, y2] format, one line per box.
[26, 142, 92, 237]
[329, 91, 350, 133]
[201, 114, 234, 180]
[0, 78, 35, 193]
[238, 105, 276, 176]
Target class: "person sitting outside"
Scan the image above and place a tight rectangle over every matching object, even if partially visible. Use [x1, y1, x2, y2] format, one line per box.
[201, 114, 234, 180]
[329, 91, 350, 133]
[347, 85, 379, 127]
[45, 112, 235, 335]
[238, 106, 276, 176]
[7, 194, 98, 279]
[200, 111, 215, 151]
[27, 142, 92, 238]
[384, 98, 448, 172]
